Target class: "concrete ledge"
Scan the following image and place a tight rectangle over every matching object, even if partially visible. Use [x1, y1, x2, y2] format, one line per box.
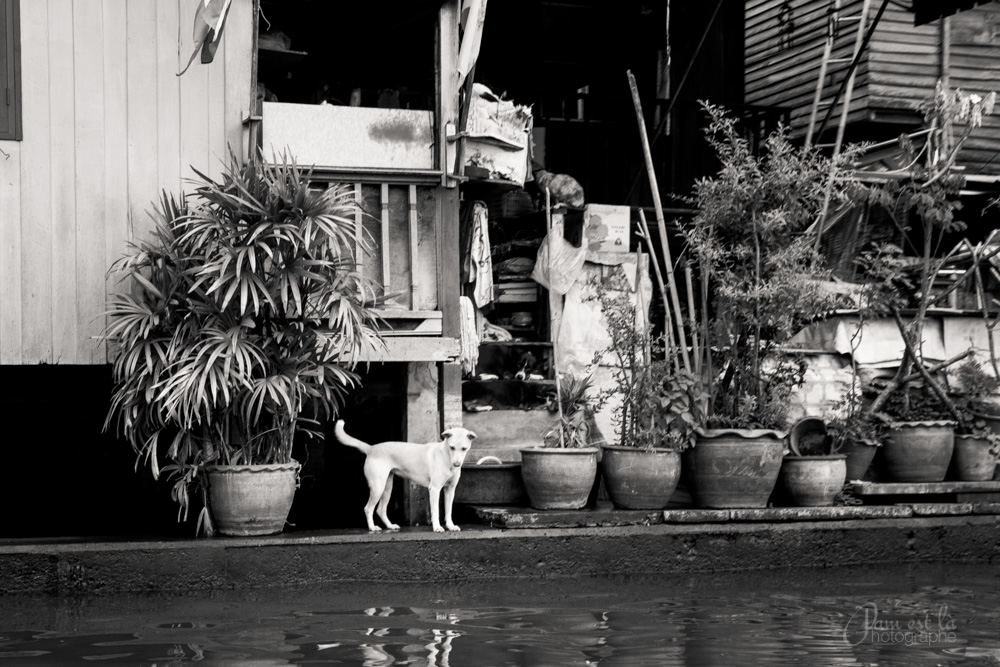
[1, 515, 997, 596]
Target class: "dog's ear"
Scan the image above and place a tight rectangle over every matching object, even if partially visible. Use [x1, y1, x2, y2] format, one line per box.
[441, 428, 454, 440]
[467, 430, 477, 440]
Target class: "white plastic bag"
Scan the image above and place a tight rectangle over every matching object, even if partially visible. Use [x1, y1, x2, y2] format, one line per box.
[531, 224, 586, 296]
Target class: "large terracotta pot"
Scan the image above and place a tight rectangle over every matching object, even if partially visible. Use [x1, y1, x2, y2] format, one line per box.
[206, 462, 300, 536]
[779, 455, 847, 507]
[682, 429, 788, 508]
[840, 440, 879, 481]
[879, 421, 955, 483]
[952, 434, 997, 481]
[601, 446, 681, 510]
[519, 447, 598, 510]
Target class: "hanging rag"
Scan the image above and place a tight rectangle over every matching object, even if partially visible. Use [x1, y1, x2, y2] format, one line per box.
[465, 201, 494, 308]
[459, 296, 481, 377]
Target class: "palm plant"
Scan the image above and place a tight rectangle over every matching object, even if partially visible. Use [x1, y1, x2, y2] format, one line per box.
[543, 373, 600, 448]
[103, 154, 384, 526]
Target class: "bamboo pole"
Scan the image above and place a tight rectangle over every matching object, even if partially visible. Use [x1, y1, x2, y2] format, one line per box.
[627, 70, 691, 373]
[638, 210, 679, 374]
[684, 262, 701, 376]
[546, 188, 566, 447]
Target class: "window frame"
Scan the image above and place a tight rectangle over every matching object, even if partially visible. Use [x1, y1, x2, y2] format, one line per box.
[0, 0, 22, 142]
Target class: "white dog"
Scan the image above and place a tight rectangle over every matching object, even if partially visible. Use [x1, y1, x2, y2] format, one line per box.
[334, 420, 476, 533]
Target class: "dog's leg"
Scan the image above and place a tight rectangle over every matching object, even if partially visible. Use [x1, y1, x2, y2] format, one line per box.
[376, 473, 400, 531]
[443, 482, 461, 532]
[428, 485, 444, 532]
[363, 462, 389, 532]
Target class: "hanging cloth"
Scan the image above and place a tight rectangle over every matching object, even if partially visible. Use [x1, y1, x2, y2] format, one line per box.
[467, 201, 494, 308]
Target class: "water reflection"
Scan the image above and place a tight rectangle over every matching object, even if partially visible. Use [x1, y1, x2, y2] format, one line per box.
[1, 564, 999, 666]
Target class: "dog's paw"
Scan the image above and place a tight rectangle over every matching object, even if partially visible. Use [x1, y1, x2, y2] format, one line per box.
[432, 525, 446, 533]
[369, 526, 382, 533]
[446, 525, 461, 532]
[386, 523, 401, 531]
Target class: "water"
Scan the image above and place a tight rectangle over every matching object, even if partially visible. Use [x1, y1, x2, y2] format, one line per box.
[1, 563, 998, 666]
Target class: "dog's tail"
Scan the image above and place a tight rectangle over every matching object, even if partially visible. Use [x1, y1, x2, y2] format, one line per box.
[334, 420, 373, 455]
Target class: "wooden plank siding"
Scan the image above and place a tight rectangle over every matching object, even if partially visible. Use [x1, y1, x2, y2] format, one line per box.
[947, 4, 1000, 176]
[0, 0, 253, 365]
[747, 0, 1000, 174]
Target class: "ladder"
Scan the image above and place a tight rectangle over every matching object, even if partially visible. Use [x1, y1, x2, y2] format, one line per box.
[808, 0, 874, 248]
[805, 0, 872, 151]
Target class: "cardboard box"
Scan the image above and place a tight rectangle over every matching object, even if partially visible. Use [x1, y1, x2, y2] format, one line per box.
[584, 204, 631, 253]
[461, 84, 533, 185]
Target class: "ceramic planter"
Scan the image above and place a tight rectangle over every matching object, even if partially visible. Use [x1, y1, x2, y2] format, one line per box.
[879, 421, 955, 483]
[519, 447, 598, 510]
[601, 446, 682, 510]
[206, 462, 300, 536]
[682, 429, 787, 508]
[779, 455, 847, 507]
[952, 434, 997, 481]
[839, 439, 879, 481]
[454, 460, 528, 505]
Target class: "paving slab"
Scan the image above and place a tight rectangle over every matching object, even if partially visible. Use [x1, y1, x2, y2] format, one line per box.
[473, 505, 663, 529]
[661, 509, 733, 523]
[727, 506, 914, 522]
[661, 507, 917, 523]
[972, 502, 1000, 515]
[850, 481, 1000, 495]
[906, 503, 974, 516]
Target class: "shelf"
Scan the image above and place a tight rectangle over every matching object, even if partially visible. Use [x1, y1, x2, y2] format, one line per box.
[480, 341, 552, 348]
[258, 46, 309, 64]
[464, 378, 555, 386]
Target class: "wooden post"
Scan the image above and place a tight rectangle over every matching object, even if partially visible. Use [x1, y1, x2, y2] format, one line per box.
[404, 361, 438, 526]
[409, 184, 420, 309]
[380, 183, 391, 299]
[353, 183, 363, 267]
[435, 0, 463, 443]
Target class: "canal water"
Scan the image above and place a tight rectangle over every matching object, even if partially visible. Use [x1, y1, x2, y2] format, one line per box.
[0, 563, 997, 666]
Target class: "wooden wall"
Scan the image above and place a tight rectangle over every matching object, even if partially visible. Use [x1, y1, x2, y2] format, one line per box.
[0, 0, 254, 365]
[943, 4, 1000, 176]
[747, 0, 1000, 174]
[746, 0, 876, 132]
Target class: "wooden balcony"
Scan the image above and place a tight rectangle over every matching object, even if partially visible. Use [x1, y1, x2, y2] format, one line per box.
[259, 102, 459, 363]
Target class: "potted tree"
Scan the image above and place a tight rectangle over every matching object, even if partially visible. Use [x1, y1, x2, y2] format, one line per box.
[593, 284, 704, 510]
[851, 84, 997, 483]
[827, 390, 887, 482]
[874, 380, 956, 483]
[103, 155, 383, 536]
[519, 374, 602, 510]
[677, 104, 861, 508]
[950, 357, 1000, 481]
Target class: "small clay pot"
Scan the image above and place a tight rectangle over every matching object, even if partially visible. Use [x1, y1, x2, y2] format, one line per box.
[780, 455, 847, 507]
[952, 434, 997, 481]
